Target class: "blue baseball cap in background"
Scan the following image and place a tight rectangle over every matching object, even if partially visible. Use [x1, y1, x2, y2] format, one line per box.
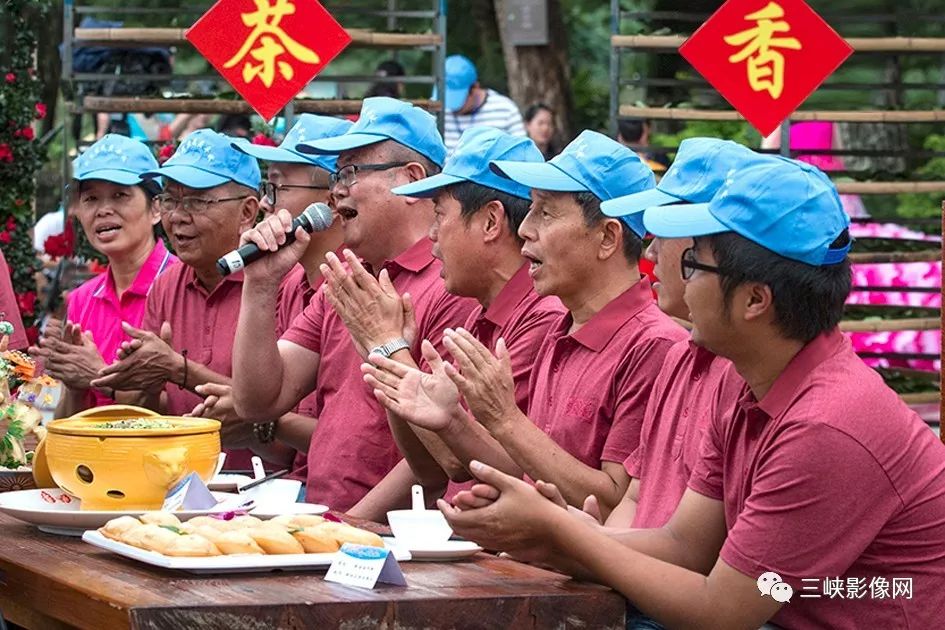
[232, 114, 352, 173]
[601, 138, 765, 218]
[444, 54, 478, 113]
[490, 130, 656, 236]
[391, 126, 542, 200]
[73, 134, 160, 186]
[297, 97, 446, 167]
[143, 128, 261, 190]
[644, 158, 851, 266]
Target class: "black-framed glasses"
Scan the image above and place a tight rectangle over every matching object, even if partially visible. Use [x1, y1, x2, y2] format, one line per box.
[680, 247, 722, 280]
[155, 194, 248, 215]
[260, 181, 330, 206]
[329, 161, 409, 189]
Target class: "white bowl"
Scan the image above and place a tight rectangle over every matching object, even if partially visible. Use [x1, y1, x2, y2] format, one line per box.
[387, 509, 453, 547]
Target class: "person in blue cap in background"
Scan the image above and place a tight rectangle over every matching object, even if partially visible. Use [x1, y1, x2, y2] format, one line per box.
[359, 129, 686, 518]
[30, 134, 176, 416]
[90, 129, 285, 470]
[442, 54, 526, 151]
[437, 156, 945, 630]
[231, 97, 477, 513]
[354, 126, 566, 518]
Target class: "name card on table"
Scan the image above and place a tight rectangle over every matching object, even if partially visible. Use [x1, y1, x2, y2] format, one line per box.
[324, 543, 407, 589]
[162, 472, 217, 511]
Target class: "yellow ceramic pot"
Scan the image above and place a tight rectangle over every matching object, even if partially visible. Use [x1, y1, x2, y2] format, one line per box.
[43, 405, 220, 510]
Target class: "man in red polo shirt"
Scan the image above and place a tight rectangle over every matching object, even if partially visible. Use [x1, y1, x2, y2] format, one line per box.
[338, 126, 565, 518]
[362, 130, 686, 515]
[92, 129, 292, 468]
[230, 98, 477, 512]
[439, 157, 945, 629]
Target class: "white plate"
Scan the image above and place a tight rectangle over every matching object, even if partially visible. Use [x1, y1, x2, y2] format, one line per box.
[249, 502, 329, 519]
[207, 473, 252, 492]
[0, 488, 244, 536]
[81, 530, 411, 574]
[386, 538, 482, 561]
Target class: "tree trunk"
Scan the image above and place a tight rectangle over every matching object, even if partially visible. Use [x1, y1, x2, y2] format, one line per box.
[493, 0, 573, 141]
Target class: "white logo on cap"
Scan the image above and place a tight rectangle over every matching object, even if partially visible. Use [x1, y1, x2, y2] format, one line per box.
[570, 139, 589, 160]
[87, 143, 129, 163]
[718, 168, 737, 199]
[181, 138, 216, 163]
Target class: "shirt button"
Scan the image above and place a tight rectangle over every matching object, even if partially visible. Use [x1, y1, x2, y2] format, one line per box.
[683, 408, 689, 417]
[693, 373, 701, 382]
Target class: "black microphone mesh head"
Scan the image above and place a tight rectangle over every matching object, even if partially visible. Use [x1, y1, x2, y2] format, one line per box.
[301, 202, 334, 231]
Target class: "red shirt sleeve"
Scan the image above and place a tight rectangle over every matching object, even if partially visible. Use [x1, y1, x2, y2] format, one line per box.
[415, 291, 478, 371]
[280, 284, 327, 354]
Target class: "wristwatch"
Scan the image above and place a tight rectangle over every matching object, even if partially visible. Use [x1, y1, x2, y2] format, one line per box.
[369, 338, 411, 359]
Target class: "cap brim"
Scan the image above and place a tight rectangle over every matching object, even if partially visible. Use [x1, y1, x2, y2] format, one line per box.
[489, 160, 586, 193]
[297, 132, 389, 155]
[643, 202, 729, 238]
[392, 172, 465, 198]
[231, 142, 314, 165]
[75, 168, 146, 186]
[143, 164, 229, 190]
[601, 187, 683, 218]
[445, 86, 470, 112]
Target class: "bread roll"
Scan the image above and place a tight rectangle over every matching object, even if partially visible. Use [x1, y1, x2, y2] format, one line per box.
[163, 534, 221, 557]
[100, 516, 143, 542]
[185, 516, 228, 530]
[125, 524, 181, 554]
[227, 515, 264, 530]
[320, 522, 384, 548]
[139, 512, 181, 528]
[292, 526, 340, 553]
[288, 514, 325, 528]
[215, 530, 266, 555]
[247, 527, 305, 554]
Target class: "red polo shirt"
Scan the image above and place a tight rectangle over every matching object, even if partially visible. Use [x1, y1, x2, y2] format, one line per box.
[143, 261, 254, 470]
[623, 340, 743, 528]
[0, 249, 28, 350]
[688, 329, 945, 629]
[444, 263, 566, 500]
[527, 278, 686, 469]
[282, 237, 478, 511]
[276, 264, 323, 483]
[67, 240, 176, 408]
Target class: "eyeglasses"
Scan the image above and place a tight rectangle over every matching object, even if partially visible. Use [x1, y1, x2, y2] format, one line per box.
[680, 247, 722, 280]
[260, 181, 330, 206]
[330, 162, 409, 189]
[155, 194, 248, 215]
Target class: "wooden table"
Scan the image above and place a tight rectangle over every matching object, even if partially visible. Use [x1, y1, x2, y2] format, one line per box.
[0, 514, 625, 629]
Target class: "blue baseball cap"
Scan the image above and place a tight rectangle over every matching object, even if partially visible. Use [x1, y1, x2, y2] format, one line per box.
[644, 158, 851, 266]
[445, 54, 477, 113]
[143, 128, 261, 190]
[231, 114, 352, 172]
[601, 138, 765, 218]
[73, 134, 160, 186]
[490, 130, 656, 236]
[296, 97, 446, 167]
[391, 126, 542, 200]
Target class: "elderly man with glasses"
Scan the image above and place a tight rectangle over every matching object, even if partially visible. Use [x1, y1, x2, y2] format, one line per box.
[231, 97, 478, 513]
[93, 129, 292, 470]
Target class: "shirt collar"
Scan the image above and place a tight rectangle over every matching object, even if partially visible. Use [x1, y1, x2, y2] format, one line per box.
[93, 240, 173, 302]
[378, 236, 436, 278]
[689, 339, 718, 375]
[570, 277, 655, 352]
[754, 328, 848, 420]
[185, 263, 243, 297]
[478, 263, 534, 329]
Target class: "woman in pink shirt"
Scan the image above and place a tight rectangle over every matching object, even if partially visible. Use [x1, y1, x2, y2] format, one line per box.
[31, 134, 176, 414]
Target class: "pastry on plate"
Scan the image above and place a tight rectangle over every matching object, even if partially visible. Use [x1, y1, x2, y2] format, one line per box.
[247, 527, 305, 554]
[100, 516, 143, 542]
[163, 534, 221, 557]
[292, 526, 340, 553]
[139, 512, 181, 528]
[215, 530, 266, 555]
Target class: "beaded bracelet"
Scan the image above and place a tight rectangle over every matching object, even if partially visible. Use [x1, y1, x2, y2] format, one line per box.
[253, 421, 278, 444]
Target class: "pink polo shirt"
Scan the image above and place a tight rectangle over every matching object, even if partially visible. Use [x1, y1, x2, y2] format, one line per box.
[143, 261, 255, 471]
[0, 248, 28, 350]
[688, 329, 945, 629]
[282, 237, 478, 511]
[444, 263, 566, 500]
[528, 278, 686, 468]
[276, 264, 323, 483]
[66, 239, 176, 408]
[623, 340, 743, 528]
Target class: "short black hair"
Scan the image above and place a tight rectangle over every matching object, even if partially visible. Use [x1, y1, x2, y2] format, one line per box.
[574, 191, 643, 264]
[617, 118, 646, 143]
[445, 180, 531, 242]
[524, 102, 554, 123]
[704, 231, 852, 343]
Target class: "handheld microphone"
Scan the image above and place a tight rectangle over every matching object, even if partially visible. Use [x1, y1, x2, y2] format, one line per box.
[216, 202, 334, 276]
